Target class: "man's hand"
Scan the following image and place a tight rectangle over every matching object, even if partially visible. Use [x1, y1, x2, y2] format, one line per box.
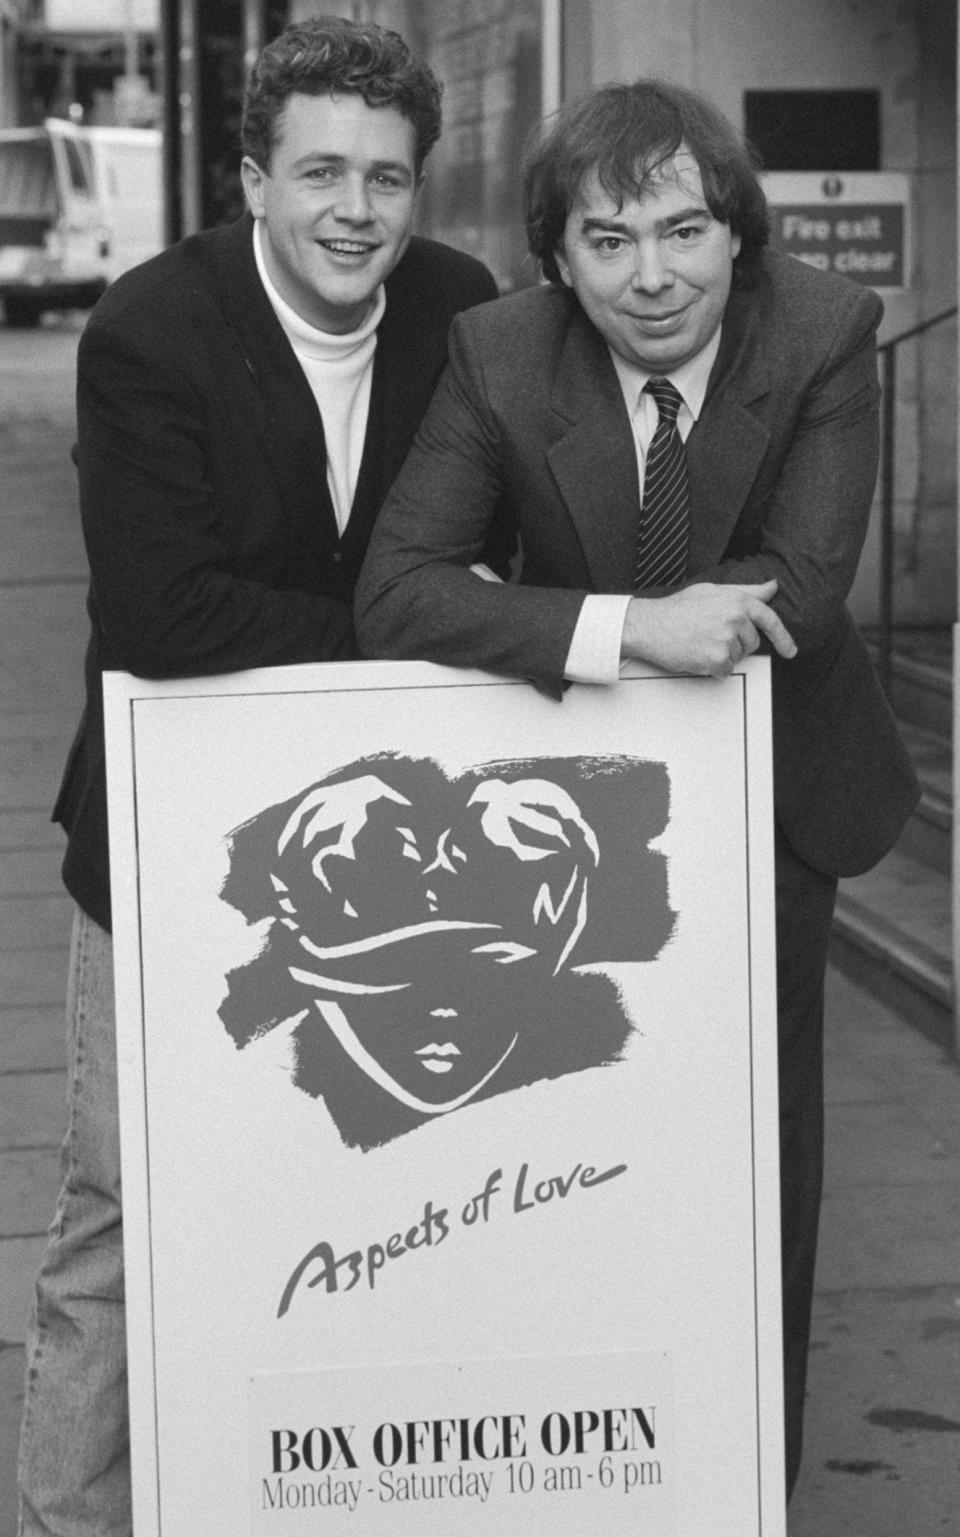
[621, 580, 797, 677]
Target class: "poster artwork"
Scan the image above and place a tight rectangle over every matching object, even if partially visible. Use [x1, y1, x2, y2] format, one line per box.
[218, 752, 673, 1156]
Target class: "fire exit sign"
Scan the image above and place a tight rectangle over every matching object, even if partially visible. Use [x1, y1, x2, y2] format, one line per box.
[763, 173, 910, 291]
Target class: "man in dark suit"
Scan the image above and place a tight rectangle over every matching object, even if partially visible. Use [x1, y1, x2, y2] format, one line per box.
[356, 79, 919, 1498]
[18, 17, 497, 1535]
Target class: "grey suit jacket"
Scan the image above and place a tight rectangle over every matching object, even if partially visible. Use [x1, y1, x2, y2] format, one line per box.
[356, 250, 919, 878]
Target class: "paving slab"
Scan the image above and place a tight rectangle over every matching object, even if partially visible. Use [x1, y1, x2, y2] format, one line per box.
[787, 969, 960, 1535]
[0, 505, 85, 584]
[0, 1346, 25, 1537]
[0, 895, 73, 952]
[0, 948, 71, 1010]
[816, 1181, 960, 1292]
[0, 1071, 66, 1151]
[790, 1286, 960, 1536]
[825, 1098, 960, 1186]
[0, 729, 77, 811]
[0, 812, 64, 852]
[0, 1240, 43, 1344]
[0, 1148, 62, 1236]
[0, 1008, 66, 1074]
[0, 586, 87, 711]
[0, 848, 65, 899]
[0, 323, 79, 1537]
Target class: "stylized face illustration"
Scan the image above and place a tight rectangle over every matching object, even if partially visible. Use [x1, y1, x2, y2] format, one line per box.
[218, 753, 675, 1150]
[275, 771, 595, 1115]
[311, 928, 542, 1114]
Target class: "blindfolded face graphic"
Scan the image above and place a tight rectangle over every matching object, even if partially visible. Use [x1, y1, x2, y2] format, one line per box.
[271, 772, 600, 1113]
[219, 754, 674, 1149]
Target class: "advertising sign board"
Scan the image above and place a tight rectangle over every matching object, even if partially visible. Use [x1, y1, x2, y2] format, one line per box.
[104, 657, 785, 1536]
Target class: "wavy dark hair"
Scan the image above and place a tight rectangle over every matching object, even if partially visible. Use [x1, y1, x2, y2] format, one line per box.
[242, 15, 443, 173]
[524, 79, 769, 283]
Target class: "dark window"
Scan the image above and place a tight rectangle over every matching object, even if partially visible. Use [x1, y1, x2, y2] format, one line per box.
[63, 137, 93, 195]
[0, 138, 56, 216]
[744, 90, 880, 171]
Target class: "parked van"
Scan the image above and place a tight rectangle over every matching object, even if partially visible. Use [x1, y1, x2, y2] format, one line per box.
[0, 118, 164, 326]
[85, 125, 163, 279]
[0, 119, 110, 325]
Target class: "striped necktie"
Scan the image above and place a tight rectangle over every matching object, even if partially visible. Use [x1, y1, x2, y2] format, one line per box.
[634, 377, 690, 590]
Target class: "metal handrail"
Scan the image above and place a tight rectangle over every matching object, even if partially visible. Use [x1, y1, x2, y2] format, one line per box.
[876, 304, 958, 694]
[878, 306, 959, 356]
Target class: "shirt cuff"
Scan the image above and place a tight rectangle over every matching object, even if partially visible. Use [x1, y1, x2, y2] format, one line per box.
[564, 594, 633, 684]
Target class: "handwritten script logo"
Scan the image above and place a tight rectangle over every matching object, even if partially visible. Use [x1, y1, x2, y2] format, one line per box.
[278, 1157, 629, 1317]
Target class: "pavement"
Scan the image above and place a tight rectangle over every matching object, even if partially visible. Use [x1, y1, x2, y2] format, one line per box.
[2, 315, 960, 1536]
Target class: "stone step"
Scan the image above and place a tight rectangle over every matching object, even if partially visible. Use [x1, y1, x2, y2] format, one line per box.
[886, 650, 953, 740]
[830, 636, 953, 1030]
[865, 629, 953, 739]
[833, 851, 953, 1014]
[895, 721, 951, 875]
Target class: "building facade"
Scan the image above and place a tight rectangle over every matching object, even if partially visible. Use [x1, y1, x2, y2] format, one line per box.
[5, 0, 953, 627]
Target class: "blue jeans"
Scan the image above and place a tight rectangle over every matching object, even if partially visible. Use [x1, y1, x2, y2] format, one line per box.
[18, 908, 130, 1537]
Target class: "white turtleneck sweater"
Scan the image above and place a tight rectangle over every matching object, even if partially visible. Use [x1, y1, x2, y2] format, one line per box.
[253, 220, 386, 534]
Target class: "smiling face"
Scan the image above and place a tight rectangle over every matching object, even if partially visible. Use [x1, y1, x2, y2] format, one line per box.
[555, 148, 741, 373]
[241, 91, 421, 333]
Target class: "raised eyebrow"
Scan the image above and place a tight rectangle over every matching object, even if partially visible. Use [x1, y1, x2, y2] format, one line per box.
[580, 215, 632, 237]
[291, 152, 344, 172]
[579, 204, 711, 238]
[662, 205, 712, 229]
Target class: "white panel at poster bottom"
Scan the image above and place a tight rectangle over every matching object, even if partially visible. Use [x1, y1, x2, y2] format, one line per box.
[103, 658, 784, 1537]
[248, 1352, 673, 1533]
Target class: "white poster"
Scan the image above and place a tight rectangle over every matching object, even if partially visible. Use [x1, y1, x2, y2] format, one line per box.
[104, 657, 785, 1536]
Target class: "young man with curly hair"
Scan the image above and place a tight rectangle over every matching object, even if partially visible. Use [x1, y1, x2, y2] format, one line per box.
[18, 17, 498, 1534]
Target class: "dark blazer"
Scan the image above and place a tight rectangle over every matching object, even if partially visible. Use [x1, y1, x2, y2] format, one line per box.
[356, 250, 919, 879]
[55, 214, 498, 929]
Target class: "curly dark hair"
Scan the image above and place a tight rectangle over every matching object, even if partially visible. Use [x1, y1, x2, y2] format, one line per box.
[524, 79, 769, 283]
[241, 14, 443, 174]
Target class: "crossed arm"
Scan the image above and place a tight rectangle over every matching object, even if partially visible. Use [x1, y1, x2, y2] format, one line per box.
[621, 580, 795, 676]
[357, 286, 881, 687]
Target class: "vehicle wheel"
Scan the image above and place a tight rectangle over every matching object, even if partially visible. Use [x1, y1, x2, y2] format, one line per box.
[4, 298, 42, 327]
